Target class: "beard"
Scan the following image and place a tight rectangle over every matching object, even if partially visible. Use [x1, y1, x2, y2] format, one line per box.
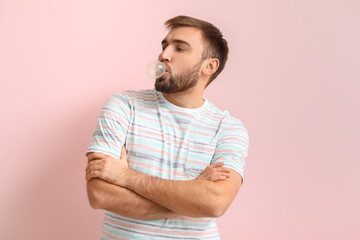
[155, 62, 202, 93]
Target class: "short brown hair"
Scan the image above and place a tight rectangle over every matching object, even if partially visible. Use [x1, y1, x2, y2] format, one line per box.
[165, 15, 229, 86]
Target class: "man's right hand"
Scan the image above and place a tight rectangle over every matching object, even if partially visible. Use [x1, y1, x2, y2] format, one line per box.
[86, 146, 129, 186]
[196, 162, 231, 182]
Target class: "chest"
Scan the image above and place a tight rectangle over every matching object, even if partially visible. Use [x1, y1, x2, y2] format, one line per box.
[125, 105, 219, 180]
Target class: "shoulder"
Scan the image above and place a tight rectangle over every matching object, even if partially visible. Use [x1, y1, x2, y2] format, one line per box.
[205, 100, 249, 146]
[107, 89, 157, 106]
[223, 114, 248, 135]
[110, 89, 155, 99]
[205, 100, 248, 130]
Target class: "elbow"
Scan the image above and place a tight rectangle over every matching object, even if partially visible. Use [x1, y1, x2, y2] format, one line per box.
[88, 194, 102, 210]
[87, 179, 106, 210]
[206, 197, 230, 218]
[209, 205, 227, 218]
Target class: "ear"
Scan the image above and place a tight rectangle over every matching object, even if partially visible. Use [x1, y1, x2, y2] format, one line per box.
[201, 58, 219, 76]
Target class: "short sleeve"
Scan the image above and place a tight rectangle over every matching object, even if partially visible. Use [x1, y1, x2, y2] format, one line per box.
[212, 117, 249, 180]
[86, 93, 131, 159]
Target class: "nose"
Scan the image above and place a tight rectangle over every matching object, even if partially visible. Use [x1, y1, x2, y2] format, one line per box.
[158, 47, 171, 62]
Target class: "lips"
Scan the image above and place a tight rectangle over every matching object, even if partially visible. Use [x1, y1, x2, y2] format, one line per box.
[159, 65, 169, 79]
[159, 71, 167, 79]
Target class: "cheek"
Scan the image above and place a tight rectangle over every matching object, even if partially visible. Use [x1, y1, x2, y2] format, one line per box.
[174, 61, 194, 72]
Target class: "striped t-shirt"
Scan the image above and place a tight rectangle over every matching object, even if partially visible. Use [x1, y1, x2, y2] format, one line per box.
[87, 89, 249, 239]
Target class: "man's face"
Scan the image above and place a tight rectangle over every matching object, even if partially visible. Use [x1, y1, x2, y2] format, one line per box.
[155, 27, 205, 93]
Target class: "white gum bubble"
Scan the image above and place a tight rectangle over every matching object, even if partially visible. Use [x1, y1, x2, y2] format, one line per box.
[146, 60, 165, 78]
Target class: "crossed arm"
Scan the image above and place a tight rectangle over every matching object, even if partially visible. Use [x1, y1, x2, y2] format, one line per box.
[86, 146, 242, 219]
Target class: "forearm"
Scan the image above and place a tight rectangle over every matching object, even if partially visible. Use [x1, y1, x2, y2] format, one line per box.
[86, 151, 241, 219]
[122, 169, 238, 218]
[87, 178, 178, 219]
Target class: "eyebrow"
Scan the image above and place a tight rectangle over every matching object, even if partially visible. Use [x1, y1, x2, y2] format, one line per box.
[161, 39, 191, 48]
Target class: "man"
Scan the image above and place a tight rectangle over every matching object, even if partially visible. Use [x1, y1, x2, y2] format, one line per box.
[85, 15, 249, 239]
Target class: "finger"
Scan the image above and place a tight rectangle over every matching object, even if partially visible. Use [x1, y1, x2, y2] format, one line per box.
[86, 165, 103, 176]
[212, 167, 231, 173]
[211, 173, 228, 181]
[219, 170, 231, 177]
[223, 173, 230, 178]
[85, 160, 102, 174]
[218, 175, 227, 181]
[216, 170, 230, 176]
[221, 167, 231, 173]
[211, 162, 225, 168]
[86, 152, 96, 161]
[211, 166, 231, 173]
[213, 172, 230, 181]
[86, 170, 101, 181]
[207, 167, 230, 175]
[87, 152, 107, 161]
[86, 172, 97, 181]
[88, 159, 103, 166]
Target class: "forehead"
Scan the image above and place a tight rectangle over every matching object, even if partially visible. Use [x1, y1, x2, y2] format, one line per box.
[163, 27, 205, 49]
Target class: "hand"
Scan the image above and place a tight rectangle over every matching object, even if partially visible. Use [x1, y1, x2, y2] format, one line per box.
[196, 162, 231, 182]
[86, 146, 129, 186]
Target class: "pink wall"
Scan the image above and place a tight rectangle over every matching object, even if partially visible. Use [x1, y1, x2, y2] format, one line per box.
[1, 0, 359, 239]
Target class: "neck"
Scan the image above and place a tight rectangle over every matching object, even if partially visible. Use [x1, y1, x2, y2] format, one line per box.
[162, 88, 205, 109]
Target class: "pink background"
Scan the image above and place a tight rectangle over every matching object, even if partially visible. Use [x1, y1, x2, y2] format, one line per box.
[1, 0, 359, 239]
